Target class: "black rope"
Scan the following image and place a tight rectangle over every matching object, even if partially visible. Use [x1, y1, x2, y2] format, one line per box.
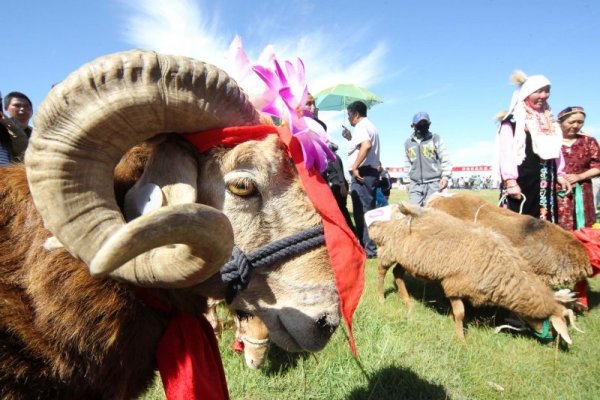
[220, 225, 325, 303]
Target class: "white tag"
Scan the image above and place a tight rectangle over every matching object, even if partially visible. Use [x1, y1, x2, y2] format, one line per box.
[365, 205, 394, 227]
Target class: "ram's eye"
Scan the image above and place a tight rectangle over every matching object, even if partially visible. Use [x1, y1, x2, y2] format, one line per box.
[227, 178, 257, 197]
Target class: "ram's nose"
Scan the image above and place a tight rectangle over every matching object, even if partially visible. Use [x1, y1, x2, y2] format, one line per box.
[315, 311, 339, 339]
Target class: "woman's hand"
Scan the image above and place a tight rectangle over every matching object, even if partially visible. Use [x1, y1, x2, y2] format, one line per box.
[565, 173, 581, 184]
[504, 179, 522, 199]
[439, 177, 449, 191]
[557, 175, 572, 195]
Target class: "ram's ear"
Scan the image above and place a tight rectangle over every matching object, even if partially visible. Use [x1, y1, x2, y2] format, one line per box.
[550, 315, 572, 345]
[398, 201, 423, 217]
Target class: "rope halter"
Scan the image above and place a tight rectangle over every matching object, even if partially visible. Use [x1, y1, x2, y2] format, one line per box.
[220, 226, 325, 303]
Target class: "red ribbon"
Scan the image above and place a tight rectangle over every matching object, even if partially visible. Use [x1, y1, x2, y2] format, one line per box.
[157, 314, 230, 400]
[136, 288, 229, 400]
[572, 227, 600, 278]
[184, 125, 276, 154]
[274, 125, 365, 356]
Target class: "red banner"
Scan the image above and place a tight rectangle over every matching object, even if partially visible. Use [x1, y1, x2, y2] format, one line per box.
[386, 166, 492, 173]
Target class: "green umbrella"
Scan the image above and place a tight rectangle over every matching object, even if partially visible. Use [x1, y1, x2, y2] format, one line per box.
[314, 84, 382, 111]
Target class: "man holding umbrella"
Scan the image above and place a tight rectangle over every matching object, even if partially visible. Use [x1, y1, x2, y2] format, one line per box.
[342, 101, 380, 258]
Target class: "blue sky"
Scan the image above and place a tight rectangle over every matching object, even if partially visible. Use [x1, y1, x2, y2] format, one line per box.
[2, 0, 598, 169]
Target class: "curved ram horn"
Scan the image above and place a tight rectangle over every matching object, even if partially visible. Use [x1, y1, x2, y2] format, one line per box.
[92, 204, 233, 288]
[25, 50, 260, 287]
[550, 315, 572, 345]
[563, 309, 584, 334]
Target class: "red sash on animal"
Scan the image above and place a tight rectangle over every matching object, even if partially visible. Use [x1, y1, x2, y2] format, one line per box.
[137, 288, 229, 400]
[274, 124, 366, 356]
[572, 227, 600, 278]
[157, 314, 229, 400]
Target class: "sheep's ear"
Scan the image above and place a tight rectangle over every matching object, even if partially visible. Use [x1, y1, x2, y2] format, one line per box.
[398, 201, 423, 217]
[550, 315, 572, 345]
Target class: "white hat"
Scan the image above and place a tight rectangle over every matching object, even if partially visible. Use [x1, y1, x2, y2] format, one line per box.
[518, 75, 551, 101]
[505, 72, 551, 119]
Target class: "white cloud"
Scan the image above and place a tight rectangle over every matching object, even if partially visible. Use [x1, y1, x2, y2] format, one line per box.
[120, 0, 390, 97]
[120, 0, 228, 66]
[303, 41, 389, 92]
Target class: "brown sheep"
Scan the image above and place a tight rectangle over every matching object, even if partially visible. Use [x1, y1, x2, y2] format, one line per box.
[233, 312, 270, 370]
[0, 50, 361, 398]
[367, 203, 573, 343]
[205, 300, 270, 370]
[426, 192, 591, 287]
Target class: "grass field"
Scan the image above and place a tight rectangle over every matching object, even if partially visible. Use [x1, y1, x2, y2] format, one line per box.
[143, 189, 600, 400]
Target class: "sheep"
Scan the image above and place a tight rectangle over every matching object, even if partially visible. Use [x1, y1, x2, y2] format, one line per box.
[0, 50, 352, 398]
[426, 192, 591, 287]
[205, 300, 270, 370]
[232, 312, 270, 370]
[367, 203, 573, 343]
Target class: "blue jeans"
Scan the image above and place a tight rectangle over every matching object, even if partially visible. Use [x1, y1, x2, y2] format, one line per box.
[350, 166, 379, 257]
[375, 187, 389, 208]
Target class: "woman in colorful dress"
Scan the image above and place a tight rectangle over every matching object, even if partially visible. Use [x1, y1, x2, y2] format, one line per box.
[557, 106, 600, 231]
[497, 70, 571, 221]
[557, 107, 600, 311]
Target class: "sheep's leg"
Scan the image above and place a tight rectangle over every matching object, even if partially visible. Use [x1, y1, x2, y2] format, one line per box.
[392, 264, 413, 313]
[205, 304, 222, 336]
[377, 261, 392, 303]
[449, 297, 466, 343]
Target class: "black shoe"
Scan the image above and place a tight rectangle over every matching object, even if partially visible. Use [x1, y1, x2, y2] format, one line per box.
[367, 254, 377, 259]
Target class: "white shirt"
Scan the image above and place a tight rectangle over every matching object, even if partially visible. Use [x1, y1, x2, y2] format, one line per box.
[347, 117, 380, 169]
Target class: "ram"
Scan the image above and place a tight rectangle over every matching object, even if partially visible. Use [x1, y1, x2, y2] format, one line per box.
[0, 50, 359, 398]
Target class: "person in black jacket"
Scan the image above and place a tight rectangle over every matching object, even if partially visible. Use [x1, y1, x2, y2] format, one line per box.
[0, 91, 33, 165]
[321, 140, 356, 235]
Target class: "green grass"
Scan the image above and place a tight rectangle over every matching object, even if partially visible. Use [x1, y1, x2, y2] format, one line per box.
[142, 189, 600, 399]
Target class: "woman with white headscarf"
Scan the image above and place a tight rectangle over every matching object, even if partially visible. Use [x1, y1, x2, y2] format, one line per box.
[497, 70, 571, 222]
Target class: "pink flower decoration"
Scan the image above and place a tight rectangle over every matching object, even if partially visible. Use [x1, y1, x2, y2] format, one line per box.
[291, 113, 334, 172]
[223, 35, 252, 82]
[253, 58, 333, 172]
[222, 36, 276, 110]
[222, 36, 333, 172]
[253, 61, 289, 122]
